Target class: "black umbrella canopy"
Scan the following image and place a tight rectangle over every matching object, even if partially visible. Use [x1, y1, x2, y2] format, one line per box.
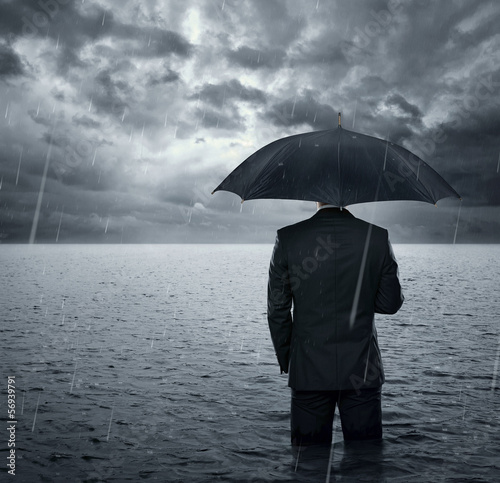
[212, 124, 461, 207]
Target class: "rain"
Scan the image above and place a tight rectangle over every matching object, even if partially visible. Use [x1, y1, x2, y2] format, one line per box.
[1, 0, 500, 482]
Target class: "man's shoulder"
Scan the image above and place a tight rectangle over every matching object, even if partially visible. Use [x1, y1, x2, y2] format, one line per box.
[353, 217, 388, 236]
[278, 218, 311, 234]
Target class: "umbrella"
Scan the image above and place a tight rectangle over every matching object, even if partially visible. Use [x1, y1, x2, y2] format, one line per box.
[211, 113, 460, 207]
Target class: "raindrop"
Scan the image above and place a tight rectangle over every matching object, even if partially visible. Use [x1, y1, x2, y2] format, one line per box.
[491, 335, 500, 393]
[291, 95, 297, 118]
[383, 140, 389, 171]
[453, 201, 462, 245]
[88, 96, 93, 112]
[352, 99, 357, 128]
[106, 405, 114, 441]
[16, 146, 23, 185]
[56, 207, 63, 242]
[102, 11, 106, 26]
[105, 217, 109, 233]
[70, 360, 78, 393]
[32, 392, 41, 432]
[92, 149, 97, 166]
[294, 444, 301, 471]
[350, 224, 373, 329]
[497, 152, 499, 173]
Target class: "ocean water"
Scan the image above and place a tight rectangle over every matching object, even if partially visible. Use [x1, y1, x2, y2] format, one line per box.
[1, 243, 499, 482]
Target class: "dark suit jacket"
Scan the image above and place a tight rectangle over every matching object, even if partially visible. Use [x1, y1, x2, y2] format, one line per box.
[267, 207, 404, 391]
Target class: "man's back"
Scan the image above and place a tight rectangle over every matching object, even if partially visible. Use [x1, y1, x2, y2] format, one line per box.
[267, 207, 404, 391]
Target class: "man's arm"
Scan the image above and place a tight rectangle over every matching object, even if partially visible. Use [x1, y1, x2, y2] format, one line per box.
[267, 230, 293, 374]
[374, 232, 404, 314]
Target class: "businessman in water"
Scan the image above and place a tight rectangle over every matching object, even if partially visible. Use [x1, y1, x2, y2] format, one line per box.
[267, 202, 404, 447]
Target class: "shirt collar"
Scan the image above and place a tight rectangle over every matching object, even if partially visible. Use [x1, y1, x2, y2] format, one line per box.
[316, 203, 339, 211]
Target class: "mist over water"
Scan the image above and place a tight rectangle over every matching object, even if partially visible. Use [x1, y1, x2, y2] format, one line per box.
[1, 244, 499, 482]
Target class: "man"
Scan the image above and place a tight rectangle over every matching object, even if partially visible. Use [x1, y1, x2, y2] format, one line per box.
[267, 202, 404, 447]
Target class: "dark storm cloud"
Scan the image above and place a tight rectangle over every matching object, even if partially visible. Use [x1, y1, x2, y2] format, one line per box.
[192, 79, 267, 107]
[147, 67, 180, 86]
[0, 0, 499, 243]
[264, 92, 337, 130]
[226, 46, 286, 70]
[90, 69, 130, 116]
[385, 93, 422, 124]
[0, 42, 24, 77]
[195, 106, 244, 131]
[0, 0, 192, 81]
[72, 114, 101, 129]
[290, 38, 350, 69]
[0, 0, 193, 55]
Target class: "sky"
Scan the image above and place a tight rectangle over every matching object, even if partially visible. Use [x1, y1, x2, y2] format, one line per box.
[0, 0, 499, 243]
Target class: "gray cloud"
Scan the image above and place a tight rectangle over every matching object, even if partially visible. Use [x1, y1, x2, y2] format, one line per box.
[192, 79, 267, 107]
[264, 92, 337, 130]
[226, 46, 286, 70]
[0, 42, 24, 78]
[147, 67, 180, 86]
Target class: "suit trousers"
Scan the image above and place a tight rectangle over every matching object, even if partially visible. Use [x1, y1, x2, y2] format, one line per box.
[290, 386, 382, 446]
